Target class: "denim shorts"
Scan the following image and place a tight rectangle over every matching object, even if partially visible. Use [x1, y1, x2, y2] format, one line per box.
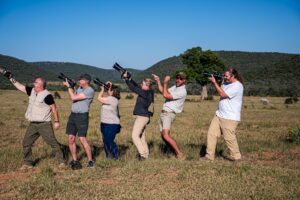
[66, 112, 89, 137]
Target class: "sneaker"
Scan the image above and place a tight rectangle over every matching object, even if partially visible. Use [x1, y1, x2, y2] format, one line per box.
[19, 164, 33, 171]
[87, 160, 94, 168]
[137, 155, 147, 161]
[69, 160, 82, 170]
[177, 153, 186, 161]
[199, 156, 213, 161]
[58, 162, 67, 169]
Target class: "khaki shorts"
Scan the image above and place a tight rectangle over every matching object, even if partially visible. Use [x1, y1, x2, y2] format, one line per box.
[159, 112, 176, 132]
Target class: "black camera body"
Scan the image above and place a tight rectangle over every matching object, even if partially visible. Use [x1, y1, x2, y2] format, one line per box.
[203, 71, 224, 80]
[58, 72, 76, 88]
[93, 78, 111, 90]
[0, 67, 12, 79]
[113, 62, 131, 79]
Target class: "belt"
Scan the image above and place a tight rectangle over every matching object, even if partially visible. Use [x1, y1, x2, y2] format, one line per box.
[161, 110, 175, 114]
[30, 121, 47, 124]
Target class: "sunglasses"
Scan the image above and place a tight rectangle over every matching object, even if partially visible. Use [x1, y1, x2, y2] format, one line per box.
[176, 76, 184, 80]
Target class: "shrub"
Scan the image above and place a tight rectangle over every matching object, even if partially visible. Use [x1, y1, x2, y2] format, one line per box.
[284, 98, 293, 104]
[125, 93, 134, 100]
[286, 127, 300, 144]
[54, 91, 61, 99]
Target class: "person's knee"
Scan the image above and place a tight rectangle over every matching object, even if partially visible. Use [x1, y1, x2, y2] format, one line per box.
[68, 135, 75, 144]
[161, 130, 170, 139]
[79, 137, 88, 145]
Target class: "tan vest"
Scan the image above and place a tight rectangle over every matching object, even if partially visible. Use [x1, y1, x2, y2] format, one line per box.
[25, 89, 52, 122]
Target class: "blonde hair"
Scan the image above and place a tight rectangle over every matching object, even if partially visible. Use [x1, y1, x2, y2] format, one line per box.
[144, 78, 153, 88]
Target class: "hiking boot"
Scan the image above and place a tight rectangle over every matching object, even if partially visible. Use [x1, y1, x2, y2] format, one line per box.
[136, 155, 147, 161]
[69, 160, 82, 170]
[19, 164, 33, 171]
[87, 160, 94, 168]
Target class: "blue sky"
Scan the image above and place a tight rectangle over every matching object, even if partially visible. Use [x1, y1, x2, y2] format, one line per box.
[0, 0, 299, 69]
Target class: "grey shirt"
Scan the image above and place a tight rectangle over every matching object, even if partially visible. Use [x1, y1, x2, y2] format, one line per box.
[71, 86, 95, 113]
[100, 96, 120, 124]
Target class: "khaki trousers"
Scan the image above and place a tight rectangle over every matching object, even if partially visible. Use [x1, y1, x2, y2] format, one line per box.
[132, 116, 150, 158]
[206, 115, 241, 160]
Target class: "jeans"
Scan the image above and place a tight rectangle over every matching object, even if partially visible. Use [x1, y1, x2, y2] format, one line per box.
[100, 123, 121, 160]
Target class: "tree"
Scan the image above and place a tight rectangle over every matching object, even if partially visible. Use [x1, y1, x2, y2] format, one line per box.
[180, 47, 225, 100]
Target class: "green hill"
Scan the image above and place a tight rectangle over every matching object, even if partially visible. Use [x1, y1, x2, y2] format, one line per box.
[1, 51, 299, 96]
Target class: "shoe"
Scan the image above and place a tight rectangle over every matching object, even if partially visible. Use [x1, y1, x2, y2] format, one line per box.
[87, 160, 94, 168]
[58, 162, 67, 169]
[199, 156, 213, 161]
[19, 164, 33, 171]
[177, 153, 186, 161]
[137, 155, 146, 161]
[69, 160, 82, 170]
[224, 156, 241, 162]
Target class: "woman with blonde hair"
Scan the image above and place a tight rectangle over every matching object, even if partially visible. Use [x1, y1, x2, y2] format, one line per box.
[122, 72, 154, 160]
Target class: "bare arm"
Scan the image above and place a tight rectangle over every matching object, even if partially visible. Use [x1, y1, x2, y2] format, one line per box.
[63, 81, 87, 101]
[10, 78, 26, 94]
[49, 104, 60, 129]
[152, 74, 163, 93]
[97, 86, 110, 104]
[208, 76, 228, 98]
[162, 76, 173, 100]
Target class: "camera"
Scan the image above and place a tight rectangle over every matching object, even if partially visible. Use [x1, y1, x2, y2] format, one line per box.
[58, 72, 76, 88]
[0, 67, 12, 79]
[93, 78, 111, 90]
[203, 71, 224, 80]
[113, 62, 131, 79]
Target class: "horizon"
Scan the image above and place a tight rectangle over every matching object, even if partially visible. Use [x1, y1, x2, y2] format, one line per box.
[0, 0, 300, 69]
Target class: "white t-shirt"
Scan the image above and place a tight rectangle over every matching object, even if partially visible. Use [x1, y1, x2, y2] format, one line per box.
[216, 81, 244, 121]
[100, 96, 120, 124]
[163, 85, 187, 113]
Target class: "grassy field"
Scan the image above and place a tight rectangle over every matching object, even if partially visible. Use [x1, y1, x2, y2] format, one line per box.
[0, 90, 299, 200]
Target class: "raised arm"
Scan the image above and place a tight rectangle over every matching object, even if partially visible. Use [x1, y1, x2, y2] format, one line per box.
[162, 76, 173, 100]
[208, 76, 228, 98]
[10, 78, 26, 94]
[152, 74, 163, 93]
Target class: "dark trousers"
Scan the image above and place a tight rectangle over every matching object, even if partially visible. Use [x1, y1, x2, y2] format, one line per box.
[100, 123, 121, 160]
[23, 122, 64, 165]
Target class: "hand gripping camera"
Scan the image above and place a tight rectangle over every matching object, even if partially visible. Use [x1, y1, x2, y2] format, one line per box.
[0, 67, 13, 79]
[58, 72, 76, 88]
[113, 62, 131, 80]
[203, 71, 224, 80]
[93, 78, 111, 90]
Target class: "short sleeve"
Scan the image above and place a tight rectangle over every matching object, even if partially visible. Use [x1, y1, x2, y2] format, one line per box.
[83, 87, 95, 99]
[26, 86, 33, 96]
[224, 82, 243, 99]
[170, 86, 187, 100]
[44, 94, 55, 105]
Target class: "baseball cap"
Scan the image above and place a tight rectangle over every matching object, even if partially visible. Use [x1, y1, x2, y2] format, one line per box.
[78, 73, 91, 82]
[176, 72, 187, 80]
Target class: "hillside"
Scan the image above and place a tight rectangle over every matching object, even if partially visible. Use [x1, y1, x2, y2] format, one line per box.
[32, 62, 141, 83]
[1, 51, 299, 96]
[0, 55, 57, 89]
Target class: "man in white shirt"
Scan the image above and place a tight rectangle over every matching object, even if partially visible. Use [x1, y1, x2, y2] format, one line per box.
[153, 72, 187, 160]
[203, 68, 244, 161]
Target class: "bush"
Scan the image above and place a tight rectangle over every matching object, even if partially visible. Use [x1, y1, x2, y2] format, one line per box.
[286, 127, 300, 144]
[204, 95, 213, 101]
[284, 98, 293, 104]
[125, 93, 134, 100]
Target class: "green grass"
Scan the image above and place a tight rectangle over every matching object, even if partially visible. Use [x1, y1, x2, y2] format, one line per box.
[0, 90, 299, 199]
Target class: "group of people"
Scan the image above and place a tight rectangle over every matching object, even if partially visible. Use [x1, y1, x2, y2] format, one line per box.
[3, 67, 244, 170]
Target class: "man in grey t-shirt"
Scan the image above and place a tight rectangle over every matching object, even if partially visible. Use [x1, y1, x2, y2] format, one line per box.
[63, 73, 95, 169]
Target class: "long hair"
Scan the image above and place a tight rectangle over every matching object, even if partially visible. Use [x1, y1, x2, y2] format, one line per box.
[144, 78, 153, 89]
[227, 68, 244, 85]
[110, 85, 121, 100]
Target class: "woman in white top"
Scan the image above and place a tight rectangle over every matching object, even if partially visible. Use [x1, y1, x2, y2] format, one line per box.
[97, 82, 121, 160]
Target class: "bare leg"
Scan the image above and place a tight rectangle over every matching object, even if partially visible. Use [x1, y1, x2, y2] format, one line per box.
[161, 129, 184, 157]
[79, 137, 93, 161]
[68, 135, 77, 161]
